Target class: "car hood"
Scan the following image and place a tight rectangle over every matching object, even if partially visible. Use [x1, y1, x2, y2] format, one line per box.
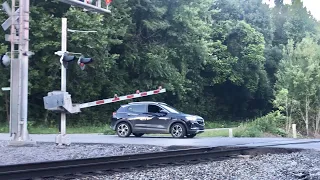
[178, 113, 203, 119]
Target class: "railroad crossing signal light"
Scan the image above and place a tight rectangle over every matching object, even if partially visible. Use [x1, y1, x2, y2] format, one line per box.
[62, 53, 76, 62]
[77, 56, 93, 70]
[0, 54, 10, 67]
[105, 0, 112, 5]
[61, 52, 76, 68]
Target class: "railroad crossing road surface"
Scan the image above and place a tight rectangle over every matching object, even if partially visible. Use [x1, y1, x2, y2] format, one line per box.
[0, 133, 320, 150]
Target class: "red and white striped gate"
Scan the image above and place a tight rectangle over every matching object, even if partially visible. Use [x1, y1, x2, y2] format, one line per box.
[79, 86, 166, 109]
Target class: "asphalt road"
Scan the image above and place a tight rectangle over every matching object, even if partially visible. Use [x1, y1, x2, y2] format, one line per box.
[1, 133, 320, 150]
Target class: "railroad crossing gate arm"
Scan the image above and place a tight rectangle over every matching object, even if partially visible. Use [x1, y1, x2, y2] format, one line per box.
[43, 86, 166, 113]
[79, 86, 166, 109]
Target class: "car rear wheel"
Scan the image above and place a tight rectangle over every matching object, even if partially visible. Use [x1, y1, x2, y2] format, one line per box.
[116, 122, 131, 137]
[186, 134, 196, 138]
[170, 123, 186, 138]
[133, 133, 144, 137]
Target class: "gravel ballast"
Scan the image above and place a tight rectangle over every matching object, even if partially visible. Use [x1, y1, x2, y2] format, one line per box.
[1, 140, 320, 179]
[0, 140, 166, 165]
[80, 150, 320, 180]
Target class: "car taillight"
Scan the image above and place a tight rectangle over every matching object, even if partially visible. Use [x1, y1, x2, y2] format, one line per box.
[112, 112, 116, 116]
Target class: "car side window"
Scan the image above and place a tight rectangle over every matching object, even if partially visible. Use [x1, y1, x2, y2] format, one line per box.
[148, 105, 163, 113]
[128, 105, 146, 113]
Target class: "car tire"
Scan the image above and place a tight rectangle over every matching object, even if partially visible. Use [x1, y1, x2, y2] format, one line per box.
[116, 122, 132, 137]
[133, 133, 144, 137]
[186, 134, 196, 138]
[170, 123, 186, 138]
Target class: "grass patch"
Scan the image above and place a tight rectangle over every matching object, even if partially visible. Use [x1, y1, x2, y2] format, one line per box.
[0, 113, 286, 138]
[205, 121, 239, 129]
[103, 126, 115, 135]
[0, 123, 9, 133]
[198, 129, 230, 137]
[0, 123, 108, 134]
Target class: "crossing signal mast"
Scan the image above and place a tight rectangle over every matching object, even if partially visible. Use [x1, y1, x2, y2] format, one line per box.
[45, 0, 114, 146]
[42, 0, 167, 146]
[0, 0, 114, 146]
[1, 0, 166, 146]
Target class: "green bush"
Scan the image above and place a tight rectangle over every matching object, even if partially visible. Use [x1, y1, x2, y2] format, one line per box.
[234, 111, 287, 137]
[274, 128, 288, 137]
[234, 125, 263, 137]
[0, 123, 8, 133]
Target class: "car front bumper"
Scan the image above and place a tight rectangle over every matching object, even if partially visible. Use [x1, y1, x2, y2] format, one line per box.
[186, 121, 205, 134]
[188, 129, 205, 134]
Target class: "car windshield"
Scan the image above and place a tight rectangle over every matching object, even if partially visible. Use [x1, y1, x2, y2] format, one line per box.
[162, 104, 180, 114]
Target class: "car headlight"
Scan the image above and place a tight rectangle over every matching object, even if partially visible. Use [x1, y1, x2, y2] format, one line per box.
[186, 116, 197, 121]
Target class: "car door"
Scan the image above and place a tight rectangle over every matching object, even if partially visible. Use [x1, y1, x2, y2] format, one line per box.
[146, 104, 170, 132]
[126, 104, 150, 131]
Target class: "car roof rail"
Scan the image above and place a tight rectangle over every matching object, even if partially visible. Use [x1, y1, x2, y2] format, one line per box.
[128, 101, 167, 105]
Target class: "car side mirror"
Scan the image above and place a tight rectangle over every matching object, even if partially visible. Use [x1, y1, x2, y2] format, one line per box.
[160, 110, 167, 114]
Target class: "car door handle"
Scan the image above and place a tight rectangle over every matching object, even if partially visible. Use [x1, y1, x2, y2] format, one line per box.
[128, 113, 138, 116]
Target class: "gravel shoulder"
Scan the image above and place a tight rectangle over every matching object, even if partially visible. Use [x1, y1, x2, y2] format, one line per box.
[0, 140, 166, 165]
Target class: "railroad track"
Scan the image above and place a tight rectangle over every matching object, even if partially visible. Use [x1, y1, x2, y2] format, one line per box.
[0, 146, 302, 180]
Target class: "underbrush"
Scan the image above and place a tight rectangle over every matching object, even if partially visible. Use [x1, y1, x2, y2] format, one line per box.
[234, 111, 287, 137]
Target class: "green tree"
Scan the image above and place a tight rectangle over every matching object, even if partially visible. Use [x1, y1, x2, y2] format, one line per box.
[275, 37, 320, 135]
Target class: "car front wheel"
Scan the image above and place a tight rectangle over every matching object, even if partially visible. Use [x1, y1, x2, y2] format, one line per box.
[170, 123, 186, 138]
[116, 122, 131, 137]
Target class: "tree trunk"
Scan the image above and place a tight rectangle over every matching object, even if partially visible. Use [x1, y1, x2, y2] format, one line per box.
[289, 107, 292, 132]
[305, 96, 309, 136]
[299, 101, 309, 135]
[316, 108, 320, 134]
[286, 96, 289, 132]
[313, 114, 316, 134]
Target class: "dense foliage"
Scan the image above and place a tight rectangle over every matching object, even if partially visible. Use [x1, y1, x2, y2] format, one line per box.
[0, 0, 319, 135]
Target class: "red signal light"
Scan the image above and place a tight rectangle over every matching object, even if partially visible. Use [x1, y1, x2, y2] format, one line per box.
[105, 0, 112, 5]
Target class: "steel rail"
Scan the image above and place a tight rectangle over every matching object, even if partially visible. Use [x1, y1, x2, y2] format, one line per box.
[0, 146, 257, 180]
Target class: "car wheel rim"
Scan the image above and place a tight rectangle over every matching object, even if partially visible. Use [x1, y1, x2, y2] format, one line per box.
[172, 125, 183, 137]
[117, 124, 129, 136]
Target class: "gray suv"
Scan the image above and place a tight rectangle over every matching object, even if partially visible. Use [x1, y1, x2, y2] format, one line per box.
[110, 102, 205, 138]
